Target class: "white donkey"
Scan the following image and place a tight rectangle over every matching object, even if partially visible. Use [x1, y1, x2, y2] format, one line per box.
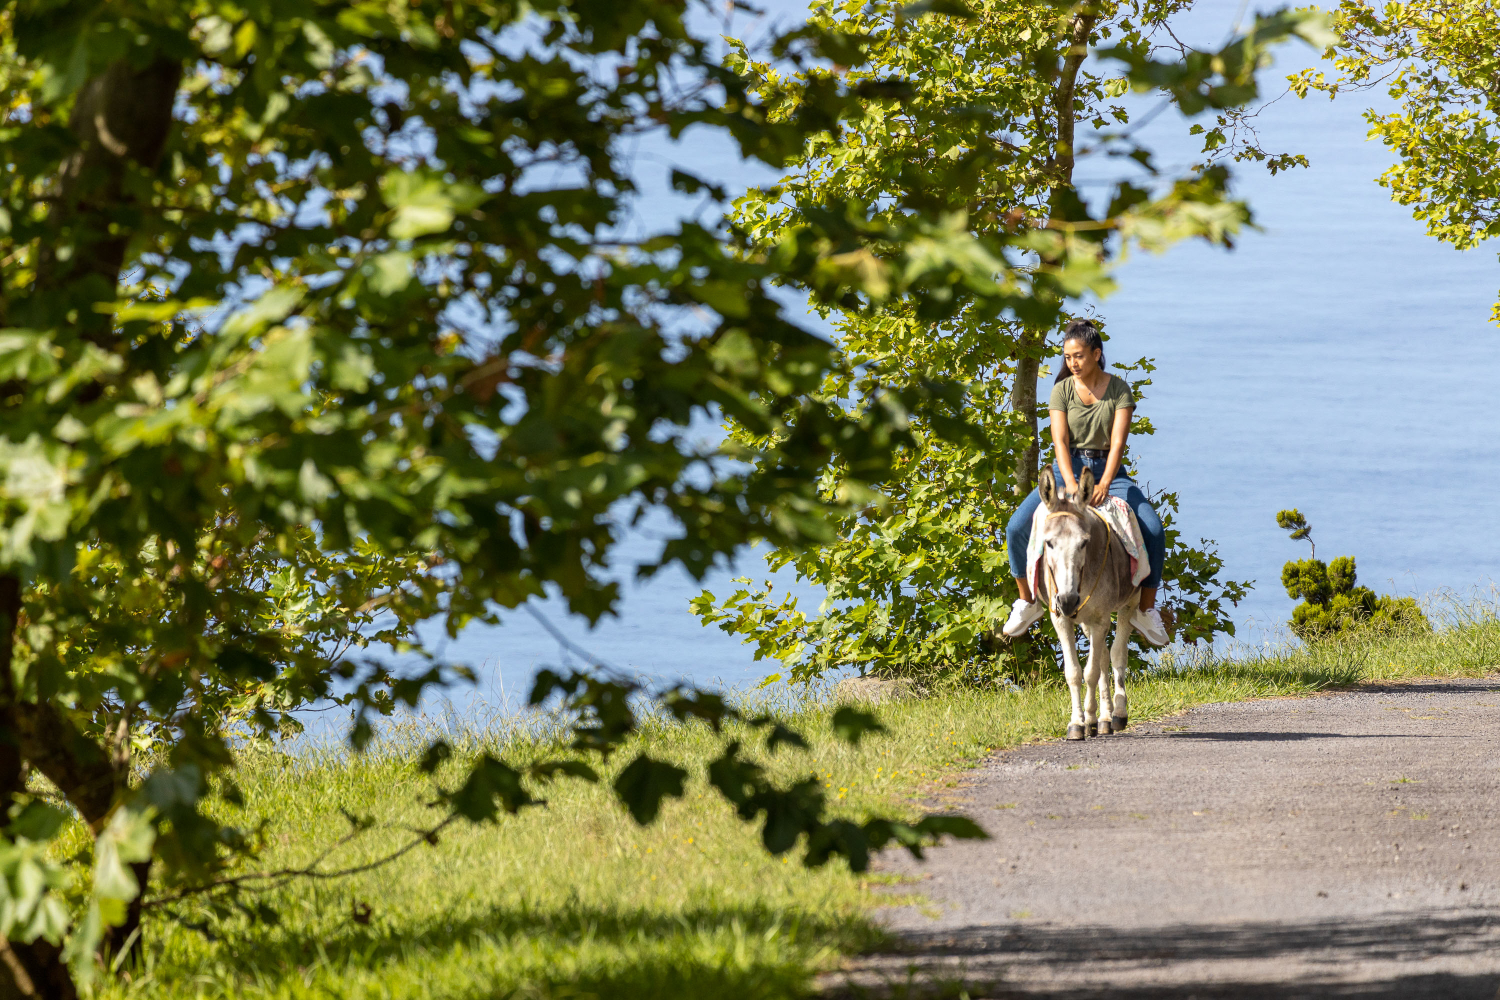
[1035, 468, 1140, 741]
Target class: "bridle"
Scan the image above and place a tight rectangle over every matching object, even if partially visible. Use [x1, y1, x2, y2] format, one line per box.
[1042, 506, 1112, 617]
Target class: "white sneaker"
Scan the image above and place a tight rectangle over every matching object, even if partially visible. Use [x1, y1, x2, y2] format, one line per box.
[1002, 598, 1046, 638]
[1131, 607, 1170, 647]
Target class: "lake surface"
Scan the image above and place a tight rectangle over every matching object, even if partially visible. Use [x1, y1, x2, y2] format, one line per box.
[423, 0, 1500, 711]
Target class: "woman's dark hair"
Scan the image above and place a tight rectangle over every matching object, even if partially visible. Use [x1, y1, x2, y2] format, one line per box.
[1054, 319, 1105, 384]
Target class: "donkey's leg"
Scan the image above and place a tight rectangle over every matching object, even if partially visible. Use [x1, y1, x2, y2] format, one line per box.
[1084, 621, 1108, 736]
[1108, 612, 1132, 731]
[1093, 620, 1114, 734]
[1058, 617, 1087, 741]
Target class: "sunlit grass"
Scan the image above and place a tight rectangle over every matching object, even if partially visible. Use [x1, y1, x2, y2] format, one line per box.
[100, 600, 1500, 999]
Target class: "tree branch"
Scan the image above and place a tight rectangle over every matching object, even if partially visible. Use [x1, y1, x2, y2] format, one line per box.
[143, 816, 458, 910]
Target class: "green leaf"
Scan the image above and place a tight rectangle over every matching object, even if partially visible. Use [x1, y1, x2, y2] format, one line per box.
[912, 815, 988, 841]
[366, 251, 414, 296]
[217, 646, 277, 682]
[706, 743, 761, 812]
[93, 806, 156, 904]
[664, 689, 734, 731]
[449, 755, 542, 822]
[831, 706, 886, 745]
[763, 722, 809, 753]
[330, 342, 376, 391]
[899, 0, 975, 20]
[530, 760, 600, 783]
[7, 801, 67, 843]
[612, 753, 687, 825]
[381, 169, 485, 240]
[220, 285, 305, 339]
[803, 818, 869, 870]
[756, 776, 822, 854]
[418, 740, 453, 774]
[670, 169, 726, 201]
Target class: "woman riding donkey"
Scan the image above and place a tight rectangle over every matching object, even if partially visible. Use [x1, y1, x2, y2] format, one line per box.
[1002, 320, 1171, 646]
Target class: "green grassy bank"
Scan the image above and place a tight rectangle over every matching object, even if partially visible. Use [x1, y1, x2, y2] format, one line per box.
[102, 616, 1500, 1000]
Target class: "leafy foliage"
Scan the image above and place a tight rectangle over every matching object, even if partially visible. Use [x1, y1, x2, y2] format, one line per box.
[693, 0, 1309, 682]
[1293, 0, 1500, 319]
[0, 0, 1024, 989]
[0, 0, 1324, 992]
[1277, 510, 1428, 639]
[1276, 508, 1315, 557]
[514, 669, 984, 863]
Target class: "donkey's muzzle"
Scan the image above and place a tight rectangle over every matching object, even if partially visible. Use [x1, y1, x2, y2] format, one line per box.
[1056, 593, 1081, 618]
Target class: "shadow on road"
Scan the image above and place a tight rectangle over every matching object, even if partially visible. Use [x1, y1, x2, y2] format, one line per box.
[1146, 730, 1459, 742]
[1352, 682, 1500, 695]
[822, 910, 1500, 999]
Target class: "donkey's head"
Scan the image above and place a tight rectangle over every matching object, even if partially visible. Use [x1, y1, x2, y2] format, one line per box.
[1036, 468, 1096, 618]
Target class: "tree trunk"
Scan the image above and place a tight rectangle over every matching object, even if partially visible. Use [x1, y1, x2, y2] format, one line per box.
[0, 578, 77, 1000]
[1009, 11, 1097, 497]
[1010, 328, 1046, 496]
[1051, 12, 1095, 183]
[31, 56, 181, 337]
[14, 705, 118, 828]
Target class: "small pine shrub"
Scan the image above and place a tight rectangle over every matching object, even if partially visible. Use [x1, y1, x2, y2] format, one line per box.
[1276, 510, 1430, 640]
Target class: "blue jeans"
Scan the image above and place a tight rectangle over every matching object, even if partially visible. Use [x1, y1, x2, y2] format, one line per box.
[1005, 454, 1165, 589]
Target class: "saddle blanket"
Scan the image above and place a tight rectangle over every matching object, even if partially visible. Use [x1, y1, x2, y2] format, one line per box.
[1025, 495, 1151, 599]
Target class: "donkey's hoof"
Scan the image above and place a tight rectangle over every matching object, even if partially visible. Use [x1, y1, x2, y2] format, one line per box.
[1112, 715, 1129, 732]
[1066, 724, 1087, 741]
[1098, 719, 1113, 735]
[1085, 722, 1098, 737]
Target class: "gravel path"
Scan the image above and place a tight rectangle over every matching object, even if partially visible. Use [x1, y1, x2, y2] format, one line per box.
[824, 676, 1500, 999]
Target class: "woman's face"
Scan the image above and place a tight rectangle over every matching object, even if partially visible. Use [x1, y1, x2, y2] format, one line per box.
[1062, 338, 1102, 377]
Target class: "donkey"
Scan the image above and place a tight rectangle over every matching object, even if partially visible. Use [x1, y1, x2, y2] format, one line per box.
[1035, 468, 1140, 741]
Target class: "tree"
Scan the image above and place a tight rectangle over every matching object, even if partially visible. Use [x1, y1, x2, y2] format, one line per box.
[693, 1, 1319, 681]
[1295, 0, 1500, 319]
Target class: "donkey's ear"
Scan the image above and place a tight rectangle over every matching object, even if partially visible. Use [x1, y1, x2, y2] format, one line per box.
[1037, 470, 1055, 509]
[1076, 467, 1096, 504]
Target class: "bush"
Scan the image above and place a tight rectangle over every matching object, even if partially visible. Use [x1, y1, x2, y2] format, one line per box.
[1276, 511, 1429, 640]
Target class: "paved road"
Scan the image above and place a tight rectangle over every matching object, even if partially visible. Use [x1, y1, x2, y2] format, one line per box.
[826, 676, 1500, 999]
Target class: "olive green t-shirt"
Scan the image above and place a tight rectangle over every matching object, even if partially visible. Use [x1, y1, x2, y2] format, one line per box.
[1048, 374, 1135, 452]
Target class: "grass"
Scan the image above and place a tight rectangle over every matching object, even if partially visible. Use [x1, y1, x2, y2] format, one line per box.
[99, 605, 1500, 999]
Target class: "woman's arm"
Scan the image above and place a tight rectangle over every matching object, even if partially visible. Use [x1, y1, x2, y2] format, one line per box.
[1049, 408, 1076, 494]
[1094, 405, 1134, 506]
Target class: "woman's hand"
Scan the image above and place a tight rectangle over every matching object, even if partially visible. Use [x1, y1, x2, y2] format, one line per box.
[1090, 482, 1109, 507]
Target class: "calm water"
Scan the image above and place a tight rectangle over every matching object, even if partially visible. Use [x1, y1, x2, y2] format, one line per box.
[421, 0, 1500, 710]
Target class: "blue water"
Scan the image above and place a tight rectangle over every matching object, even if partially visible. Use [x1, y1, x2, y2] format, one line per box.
[420, 0, 1500, 709]
[1100, 6, 1498, 638]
